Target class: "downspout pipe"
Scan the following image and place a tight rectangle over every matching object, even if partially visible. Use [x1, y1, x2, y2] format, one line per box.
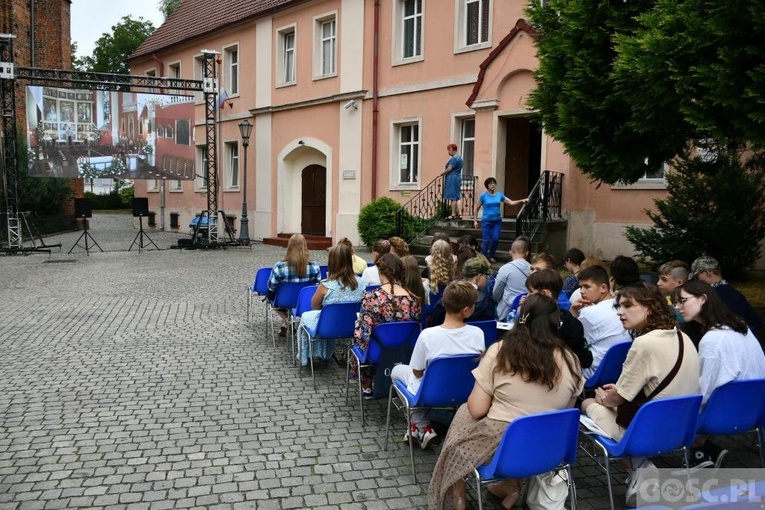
[29, 0, 34, 68]
[151, 53, 164, 77]
[371, 0, 380, 199]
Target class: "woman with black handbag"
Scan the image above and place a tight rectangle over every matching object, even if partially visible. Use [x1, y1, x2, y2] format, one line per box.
[581, 283, 699, 507]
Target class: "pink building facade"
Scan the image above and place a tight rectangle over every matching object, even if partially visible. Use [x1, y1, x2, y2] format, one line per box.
[129, 0, 676, 261]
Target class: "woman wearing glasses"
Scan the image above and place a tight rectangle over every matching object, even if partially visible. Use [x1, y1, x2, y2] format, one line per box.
[673, 280, 765, 469]
[581, 283, 699, 507]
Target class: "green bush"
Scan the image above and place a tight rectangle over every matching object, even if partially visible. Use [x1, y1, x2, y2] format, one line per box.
[85, 191, 125, 210]
[626, 151, 765, 279]
[357, 197, 401, 248]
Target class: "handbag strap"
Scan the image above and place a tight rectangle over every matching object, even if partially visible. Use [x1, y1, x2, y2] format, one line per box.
[644, 329, 685, 401]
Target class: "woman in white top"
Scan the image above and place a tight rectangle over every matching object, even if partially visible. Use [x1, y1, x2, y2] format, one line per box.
[673, 279, 765, 470]
[675, 279, 765, 404]
[361, 239, 391, 285]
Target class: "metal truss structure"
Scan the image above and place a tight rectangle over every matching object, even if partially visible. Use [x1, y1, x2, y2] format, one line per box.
[0, 36, 234, 253]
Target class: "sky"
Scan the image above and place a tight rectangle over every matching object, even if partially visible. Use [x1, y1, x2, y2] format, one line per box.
[71, 0, 166, 58]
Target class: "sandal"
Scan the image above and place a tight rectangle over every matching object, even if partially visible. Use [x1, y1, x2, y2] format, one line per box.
[362, 388, 373, 400]
[278, 325, 287, 337]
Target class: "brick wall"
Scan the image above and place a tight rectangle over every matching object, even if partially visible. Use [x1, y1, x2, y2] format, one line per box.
[2, 1, 82, 205]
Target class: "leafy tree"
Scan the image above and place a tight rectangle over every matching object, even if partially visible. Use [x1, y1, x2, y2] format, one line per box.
[625, 151, 765, 278]
[527, 0, 765, 184]
[159, 0, 183, 19]
[77, 16, 155, 74]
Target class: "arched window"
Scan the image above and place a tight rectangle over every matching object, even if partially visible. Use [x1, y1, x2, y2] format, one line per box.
[157, 125, 164, 137]
[165, 125, 173, 138]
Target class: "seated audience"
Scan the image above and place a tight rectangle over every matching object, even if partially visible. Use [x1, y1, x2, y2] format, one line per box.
[267, 233, 321, 337]
[493, 239, 531, 322]
[582, 283, 699, 507]
[569, 256, 607, 305]
[351, 254, 422, 399]
[401, 255, 428, 304]
[527, 269, 593, 369]
[690, 255, 763, 339]
[361, 239, 391, 285]
[296, 244, 366, 366]
[426, 240, 455, 298]
[609, 255, 642, 292]
[388, 236, 410, 257]
[428, 294, 583, 510]
[392, 281, 486, 449]
[529, 252, 556, 274]
[427, 256, 497, 327]
[571, 266, 627, 379]
[339, 237, 368, 275]
[675, 280, 765, 469]
[657, 260, 690, 299]
[562, 248, 585, 298]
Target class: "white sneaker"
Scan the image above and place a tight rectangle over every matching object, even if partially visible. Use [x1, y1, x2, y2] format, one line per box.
[403, 423, 419, 444]
[625, 459, 659, 508]
[418, 425, 437, 450]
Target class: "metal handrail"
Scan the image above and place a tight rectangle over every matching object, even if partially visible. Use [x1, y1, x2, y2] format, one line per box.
[395, 173, 477, 242]
[515, 170, 564, 240]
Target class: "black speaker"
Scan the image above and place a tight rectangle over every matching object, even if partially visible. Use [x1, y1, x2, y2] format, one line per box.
[74, 198, 92, 218]
[132, 197, 149, 217]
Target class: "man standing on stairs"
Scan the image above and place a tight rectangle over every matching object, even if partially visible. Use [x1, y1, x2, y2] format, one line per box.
[473, 177, 529, 263]
[493, 239, 531, 321]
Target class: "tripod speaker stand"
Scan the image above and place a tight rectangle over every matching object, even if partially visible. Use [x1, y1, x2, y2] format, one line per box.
[68, 198, 103, 255]
[129, 197, 159, 252]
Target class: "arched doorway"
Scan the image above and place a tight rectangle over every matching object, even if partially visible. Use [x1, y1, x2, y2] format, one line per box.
[301, 164, 326, 236]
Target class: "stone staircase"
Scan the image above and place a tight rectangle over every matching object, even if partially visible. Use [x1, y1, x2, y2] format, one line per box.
[262, 233, 333, 250]
[408, 217, 568, 269]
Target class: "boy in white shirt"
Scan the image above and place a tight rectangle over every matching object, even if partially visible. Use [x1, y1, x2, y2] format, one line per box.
[391, 281, 486, 449]
[572, 266, 628, 379]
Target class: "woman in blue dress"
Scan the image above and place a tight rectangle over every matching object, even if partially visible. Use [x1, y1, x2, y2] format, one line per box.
[473, 177, 528, 262]
[443, 143, 464, 219]
[296, 243, 367, 366]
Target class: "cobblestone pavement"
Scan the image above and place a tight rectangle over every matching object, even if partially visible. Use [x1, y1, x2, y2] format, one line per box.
[0, 214, 760, 509]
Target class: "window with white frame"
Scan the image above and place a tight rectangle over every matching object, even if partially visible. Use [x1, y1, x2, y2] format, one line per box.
[460, 117, 475, 180]
[464, 0, 490, 46]
[395, 122, 420, 185]
[165, 124, 173, 138]
[401, 0, 423, 59]
[225, 141, 239, 189]
[168, 62, 181, 79]
[157, 125, 164, 137]
[315, 16, 336, 77]
[147, 179, 159, 191]
[170, 179, 182, 191]
[193, 55, 205, 102]
[224, 46, 239, 95]
[195, 146, 208, 190]
[278, 27, 296, 85]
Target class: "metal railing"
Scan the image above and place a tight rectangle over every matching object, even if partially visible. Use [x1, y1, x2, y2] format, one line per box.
[515, 170, 564, 240]
[395, 173, 477, 242]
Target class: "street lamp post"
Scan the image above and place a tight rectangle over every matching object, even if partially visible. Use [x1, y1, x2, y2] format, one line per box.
[238, 119, 252, 245]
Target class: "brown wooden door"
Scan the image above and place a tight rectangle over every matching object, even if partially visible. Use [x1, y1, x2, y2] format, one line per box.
[301, 164, 326, 236]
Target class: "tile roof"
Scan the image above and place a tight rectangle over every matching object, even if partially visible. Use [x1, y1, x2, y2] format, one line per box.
[130, 0, 304, 60]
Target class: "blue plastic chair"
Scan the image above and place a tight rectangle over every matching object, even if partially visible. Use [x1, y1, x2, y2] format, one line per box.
[585, 394, 703, 510]
[557, 292, 572, 311]
[505, 292, 526, 322]
[345, 321, 421, 426]
[472, 408, 581, 510]
[584, 340, 632, 389]
[319, 265, 329, 280]
[365, 284, 381, 293]
[290, 285, 318, 364]
[384, 354, 480, 484]
[696, 378, 765, 468]
[246, 267, 271, 324]
[467, 319, 498, 349]
[300, 301, 360, 388]
[268, 281, 317, 349]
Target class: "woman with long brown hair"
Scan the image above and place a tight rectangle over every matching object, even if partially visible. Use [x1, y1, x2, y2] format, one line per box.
[351, 253, 422, 399]
[296, 243, 367, 366]
[582, 283, 699, 507]
[267, 234, 321, 336]
[429, 294, 582, 510]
